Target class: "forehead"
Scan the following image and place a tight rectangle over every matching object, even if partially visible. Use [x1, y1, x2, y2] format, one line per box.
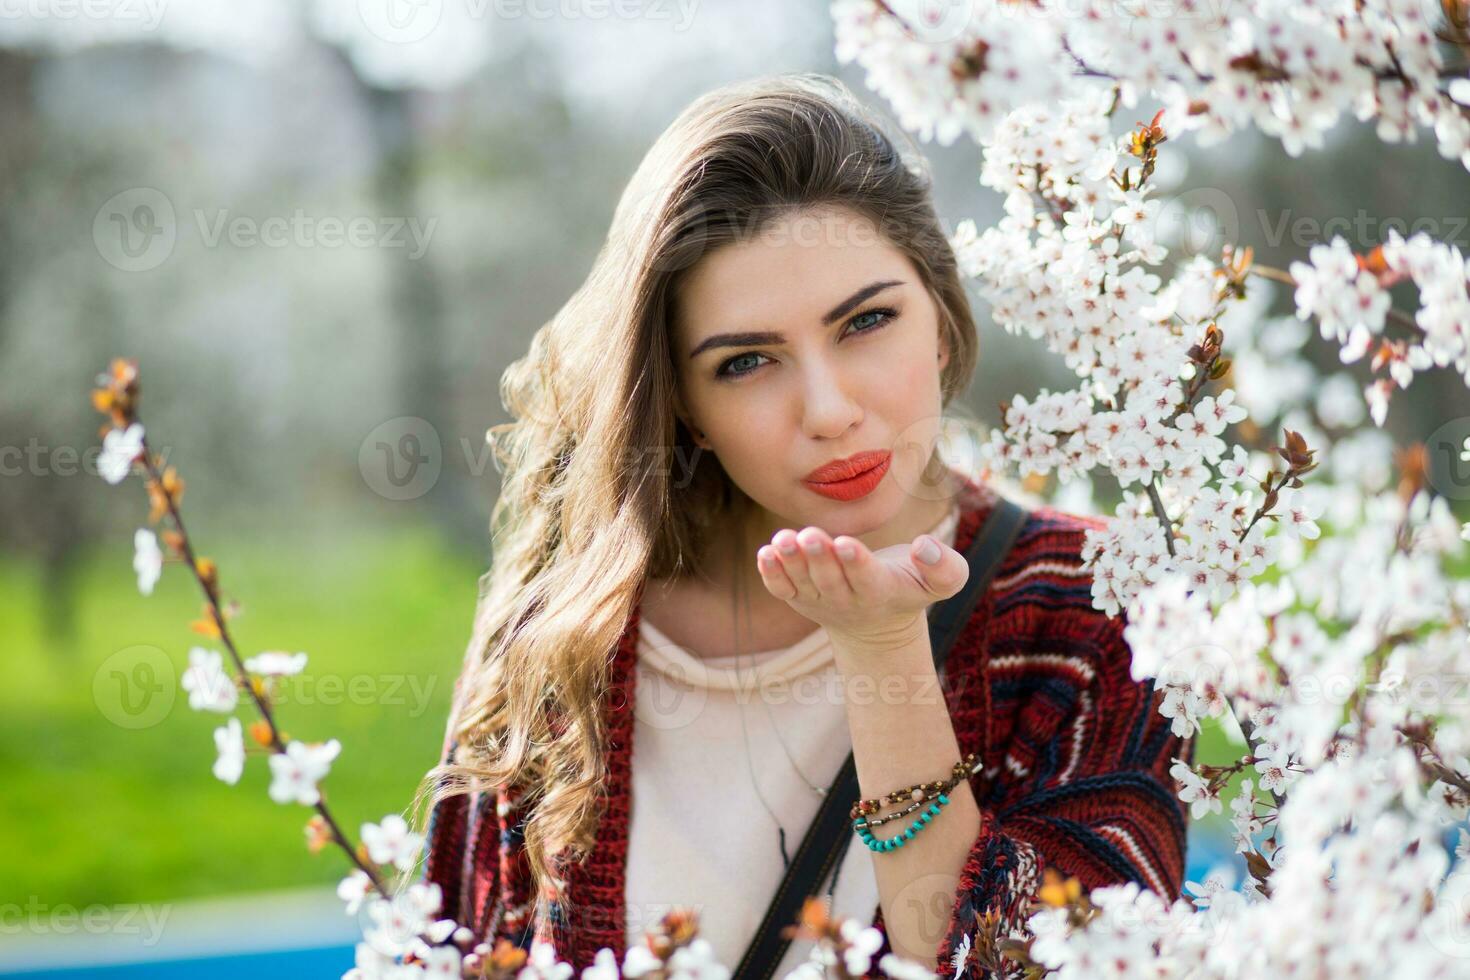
[671, 207, 910, 349]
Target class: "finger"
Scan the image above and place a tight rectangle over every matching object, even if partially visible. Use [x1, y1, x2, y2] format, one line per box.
[771, 529, 817, 602]
[756, 545, 798, 600]
[795, 527, 849, 600]
[830, 534, 880, 595]
[910, 534, 970, 600]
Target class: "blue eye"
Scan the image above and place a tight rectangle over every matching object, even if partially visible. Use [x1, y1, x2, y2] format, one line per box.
[714, 307, 898, 379]
[846, 308, 895, 334]
[718, 351, 766, 377]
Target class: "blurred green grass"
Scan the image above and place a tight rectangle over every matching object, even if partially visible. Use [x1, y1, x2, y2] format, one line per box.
[0, 523, 479, 908]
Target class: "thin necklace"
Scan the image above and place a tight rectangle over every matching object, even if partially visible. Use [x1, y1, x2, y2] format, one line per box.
[731, 551, 828, 795]
[728, 532, 827, 871]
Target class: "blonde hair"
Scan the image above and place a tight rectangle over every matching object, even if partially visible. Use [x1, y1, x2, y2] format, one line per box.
[409, 71, 993, 916]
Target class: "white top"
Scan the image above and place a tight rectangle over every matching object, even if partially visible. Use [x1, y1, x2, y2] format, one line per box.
[625, 505, 964, 975]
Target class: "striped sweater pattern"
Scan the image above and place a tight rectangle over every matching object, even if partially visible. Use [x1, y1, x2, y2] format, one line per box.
[421, 482, 1194, 979]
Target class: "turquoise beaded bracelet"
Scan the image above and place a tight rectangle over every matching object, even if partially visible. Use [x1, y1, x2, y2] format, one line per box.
[853, 792, 950, 852]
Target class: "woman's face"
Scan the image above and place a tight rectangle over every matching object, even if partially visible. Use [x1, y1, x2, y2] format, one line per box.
[671, 205, 954, 550]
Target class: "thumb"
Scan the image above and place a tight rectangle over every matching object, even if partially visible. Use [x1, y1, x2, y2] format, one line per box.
[910, 534, 969, 599]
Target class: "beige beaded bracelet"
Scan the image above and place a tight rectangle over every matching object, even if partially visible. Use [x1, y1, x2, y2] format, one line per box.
[848, 751, 982, 822]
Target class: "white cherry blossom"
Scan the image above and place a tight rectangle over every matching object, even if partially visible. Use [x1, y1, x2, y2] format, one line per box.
[243, 650, 308, 676]
[98, 422, 144, 485]
[211, 717, 244, 786]
[133, 528, 162, 595]
[267, 738, 341, 806]
[361, 814, 424, 872]
[338, 869, 371, 916]
[180, 647, 237, 713]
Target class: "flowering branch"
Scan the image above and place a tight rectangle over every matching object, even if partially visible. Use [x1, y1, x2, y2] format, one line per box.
[91, 355, 952, 980]
[833, 1, 1470, 974]
[91, 358, 388, 893]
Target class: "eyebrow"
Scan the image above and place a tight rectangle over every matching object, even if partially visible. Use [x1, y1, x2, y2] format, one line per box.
[686, 279, 905, 360]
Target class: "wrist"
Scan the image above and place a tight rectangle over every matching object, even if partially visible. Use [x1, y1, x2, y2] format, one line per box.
[829, 613, 930, 661]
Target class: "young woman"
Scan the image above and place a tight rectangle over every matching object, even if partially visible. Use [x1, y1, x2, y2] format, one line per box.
[416, 72, 1191, 979]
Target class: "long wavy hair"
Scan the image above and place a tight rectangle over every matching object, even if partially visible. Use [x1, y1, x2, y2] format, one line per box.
[409, 71, 993, 915]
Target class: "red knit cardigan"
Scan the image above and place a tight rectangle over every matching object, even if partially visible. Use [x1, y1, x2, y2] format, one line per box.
[422, 484, 1193, 979]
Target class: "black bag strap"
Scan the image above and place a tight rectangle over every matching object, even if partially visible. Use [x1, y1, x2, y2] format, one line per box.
[733, 495, 1029, 980]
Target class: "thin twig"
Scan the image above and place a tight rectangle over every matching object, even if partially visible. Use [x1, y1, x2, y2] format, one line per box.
[136, 437, 386, 894]
[1249, 262, 1425, 338]
[1146, 479, 1177, 557]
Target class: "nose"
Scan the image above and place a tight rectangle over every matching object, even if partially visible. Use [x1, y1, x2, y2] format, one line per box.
[798, 357, 863, 440]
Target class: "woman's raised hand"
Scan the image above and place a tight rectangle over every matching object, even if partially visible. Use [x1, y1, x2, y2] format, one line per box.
[755, 526, 970, 655]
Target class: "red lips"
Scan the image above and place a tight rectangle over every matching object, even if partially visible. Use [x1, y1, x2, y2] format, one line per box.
[802, 449, 891, 484]
[802, 450, 891, 501]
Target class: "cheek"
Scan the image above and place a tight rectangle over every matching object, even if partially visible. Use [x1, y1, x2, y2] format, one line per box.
[695, 400, 794, 501]
[877, 334, 943, 413]
[705, 397, 783, 448]
[690, 384, 784, 450]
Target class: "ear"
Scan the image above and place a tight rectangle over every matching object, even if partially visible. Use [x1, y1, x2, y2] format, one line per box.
[673, 392, 710, 449]
[937, 333, 950, 372]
